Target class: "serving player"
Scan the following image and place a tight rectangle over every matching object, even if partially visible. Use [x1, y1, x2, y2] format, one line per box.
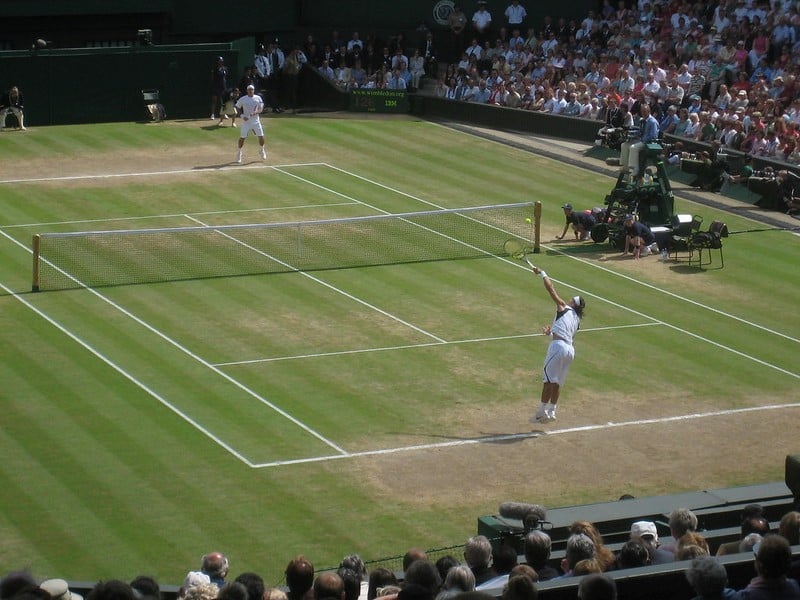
[234, 84, 267, 163]
[530, 264, 585, 424]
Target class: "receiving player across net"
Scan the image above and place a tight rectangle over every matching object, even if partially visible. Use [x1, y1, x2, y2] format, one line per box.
[31, 202, 538, 291]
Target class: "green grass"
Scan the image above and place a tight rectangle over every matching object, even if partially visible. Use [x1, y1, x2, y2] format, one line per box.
[0, 117, 798, 586]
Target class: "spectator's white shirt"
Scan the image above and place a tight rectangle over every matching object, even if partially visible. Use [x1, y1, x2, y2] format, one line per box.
[714, 15, 731, 32]
[541, 37, 558, 54]
[472, 9, 492, 30]
[504, 3, 527, 25]
[466, 43, 483, 59]
[551, 96, 567, 114]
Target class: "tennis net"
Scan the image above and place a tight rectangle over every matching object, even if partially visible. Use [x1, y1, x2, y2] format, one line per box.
[32, 202, 535, 291]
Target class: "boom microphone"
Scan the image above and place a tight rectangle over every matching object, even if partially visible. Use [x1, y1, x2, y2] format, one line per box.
[498, 502, 547, 522]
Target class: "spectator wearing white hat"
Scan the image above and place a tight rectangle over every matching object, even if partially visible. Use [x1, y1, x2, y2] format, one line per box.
[40, 579, 84, 600]
[630, 521, 674, 564]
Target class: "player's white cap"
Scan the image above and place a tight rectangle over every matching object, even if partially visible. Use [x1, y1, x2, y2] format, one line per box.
[247, 84, 255, 90]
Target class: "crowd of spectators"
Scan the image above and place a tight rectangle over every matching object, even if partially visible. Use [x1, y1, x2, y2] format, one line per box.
[3, 508, 799, 600]
[291, 0, 800, 167]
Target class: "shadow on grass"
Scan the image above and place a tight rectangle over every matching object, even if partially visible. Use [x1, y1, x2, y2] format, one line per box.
[389, 430, 543, 445]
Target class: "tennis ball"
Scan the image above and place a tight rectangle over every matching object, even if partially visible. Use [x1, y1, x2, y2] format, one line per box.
[525, 218, 532, 224]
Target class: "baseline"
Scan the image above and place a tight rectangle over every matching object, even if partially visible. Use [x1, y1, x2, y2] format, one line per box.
[250, 402, 800, 469]
[0, 162, 326, 185]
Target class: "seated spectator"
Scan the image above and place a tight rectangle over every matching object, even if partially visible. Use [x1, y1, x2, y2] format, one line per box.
[507, 565, 537, 584]
[218, 582, 247, 600]
[182, 573, 211, 599]
[40, 580, 83, 600]
[717, 507, 771, 556]
[368, 570, 398, 600]
[662, 508, 699, 554]
[403, 560, 442, 600]
[318, 60, 335, 80]
[404, 549, 429, 573]
[232, 574, 262, 600]
[616, 539, 651, 569]
[685, 556, 738, 600]
[573, 559, 603, 576]
[338, 556, 367, 600]
[576, 574, 617, 600]
[740, 533, 765, 554]
[434, 557, 460, 585]
[523, 530, 558, 581]
[630, 521, 673, 564]
[779, 511, 800, 546]
[87, 581, 136, 600]
[684, 112, 701, 138]
[677, 532, 711, 559]
[569, 521, 616, 572]
[674, 108, 692, 136]
[738, 534, 800, 600]
[558, 533, 596, 578]
[285, 555, 314, 600]
[465, 536, 497, 586]
[0, 85, 25, 130]
[313, 573, 345, 600]
[435, 566, 475, 600]
[500, 574, 537, 600]
[201, 554, 229, 589]
[678, 544, 711, 561]
[492, 545, 519, 576]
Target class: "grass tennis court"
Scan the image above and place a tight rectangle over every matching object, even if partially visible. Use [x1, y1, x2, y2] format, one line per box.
[0, 115, 798, 586]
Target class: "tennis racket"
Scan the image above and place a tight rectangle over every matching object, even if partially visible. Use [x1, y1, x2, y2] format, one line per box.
[503, 239, 537, 269]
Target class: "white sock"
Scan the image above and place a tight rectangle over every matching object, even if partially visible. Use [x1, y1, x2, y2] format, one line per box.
[536, 402, 548, 415]
[547, 403, 558, 415]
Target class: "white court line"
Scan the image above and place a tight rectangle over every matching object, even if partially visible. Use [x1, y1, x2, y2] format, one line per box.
[214, 323, 661, 367]
[0, 161, 326, 184]
[0, 280, 258, 468]
[1, 202, 359, 230]
[183, 215, 446, 343]
[250, 402, 800, 468]
[0, 229, 349, 460]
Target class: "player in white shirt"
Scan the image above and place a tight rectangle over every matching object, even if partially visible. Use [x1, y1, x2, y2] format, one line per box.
[530, 264, 585, 424]
[234, 84, 267, 163]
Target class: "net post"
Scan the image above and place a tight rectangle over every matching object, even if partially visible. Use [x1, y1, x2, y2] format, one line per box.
[533, 201, 542, 254]
[32, 234, 41, 292]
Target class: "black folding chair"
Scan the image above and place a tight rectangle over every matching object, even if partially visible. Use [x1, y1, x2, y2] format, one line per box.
[687, 220, 728, 268]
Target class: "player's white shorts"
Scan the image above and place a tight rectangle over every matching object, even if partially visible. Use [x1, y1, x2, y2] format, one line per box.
[239, 117, 264, 138]
[542, 339, 575, 385]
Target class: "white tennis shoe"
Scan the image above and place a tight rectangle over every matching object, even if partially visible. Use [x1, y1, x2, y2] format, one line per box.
[236, 150, 242, 164]
[531, 411, 557, 424]
[260, 147, 267, 160]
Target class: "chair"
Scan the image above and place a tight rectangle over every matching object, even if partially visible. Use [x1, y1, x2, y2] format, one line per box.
[142, 89, 165, 122]
[670, 214, 703, 260]
[687, 220, 728, 268]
